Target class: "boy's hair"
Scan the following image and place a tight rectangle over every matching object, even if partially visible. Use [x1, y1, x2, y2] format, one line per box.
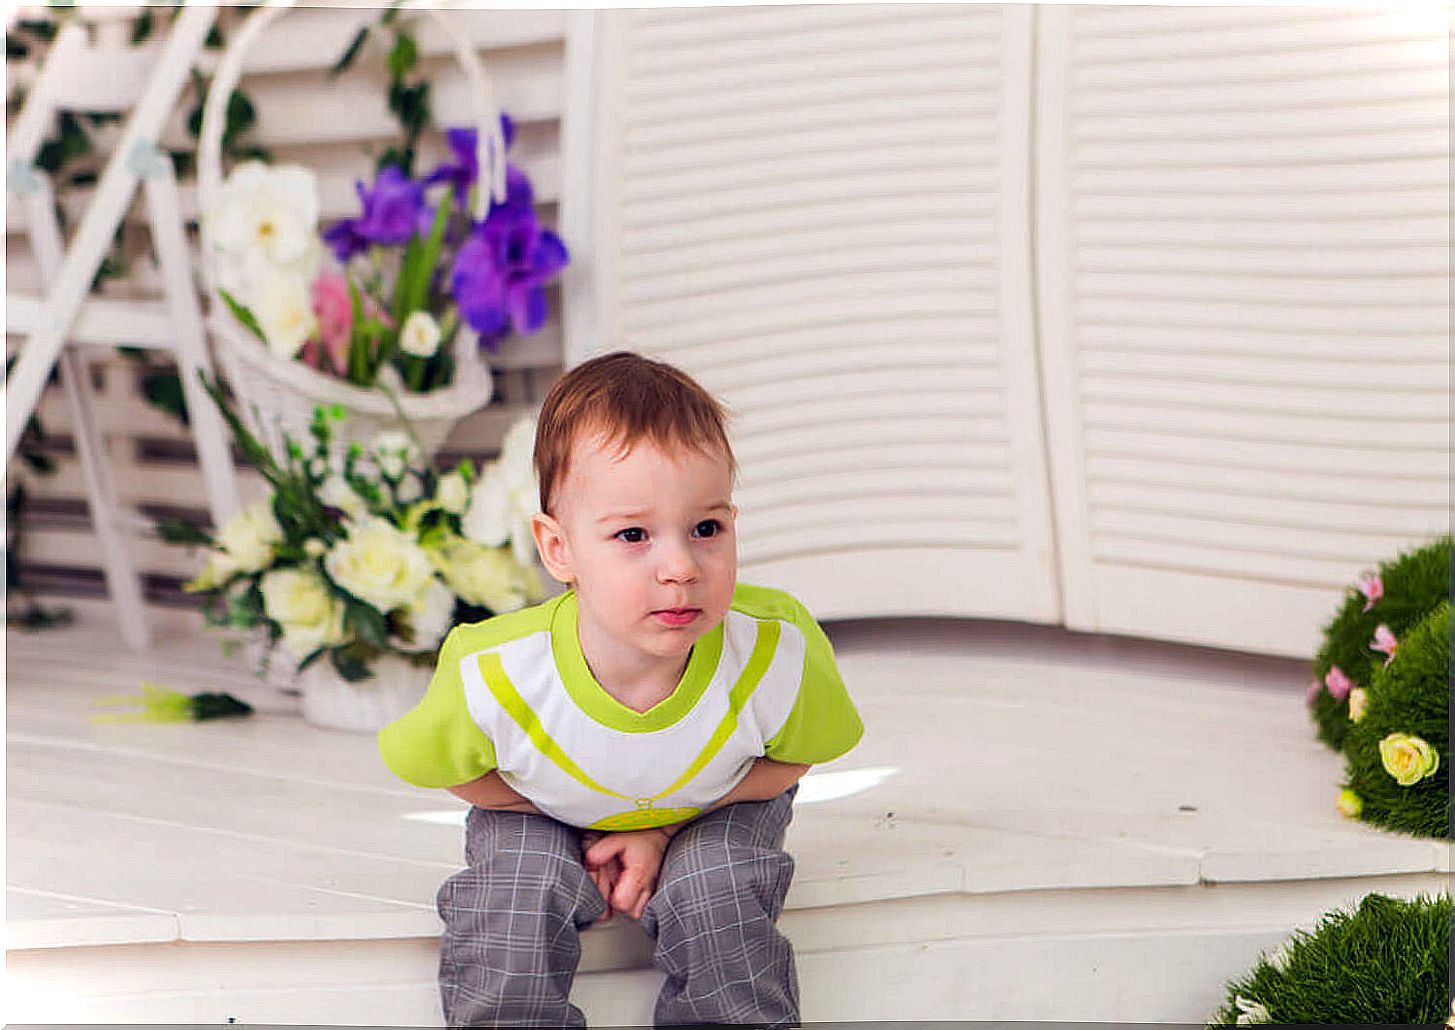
[533, 350, 739, 518]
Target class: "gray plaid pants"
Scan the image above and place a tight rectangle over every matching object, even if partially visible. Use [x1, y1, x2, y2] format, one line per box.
[436, 785, 799, 1028]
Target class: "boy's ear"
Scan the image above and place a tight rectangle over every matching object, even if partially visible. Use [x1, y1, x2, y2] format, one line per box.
[531, 511, 575, 586]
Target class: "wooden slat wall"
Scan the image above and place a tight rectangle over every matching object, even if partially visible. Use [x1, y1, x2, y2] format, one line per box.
[1034, 3, 1451, 658]
[6, 5, 571, 604]
[585, 4, 1062, 624]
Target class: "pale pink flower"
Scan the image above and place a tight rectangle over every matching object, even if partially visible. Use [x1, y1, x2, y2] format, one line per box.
[1370, 624, 1398, 666]
[1324, 665, 1353, 701]
[1304, 679, 1323, 706]
[311, 271, 353, 374]
[1354, 571, 1383, 612]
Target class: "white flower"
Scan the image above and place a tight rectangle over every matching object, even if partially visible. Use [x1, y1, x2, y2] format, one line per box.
[207, 161, 319, 270]
[324, 517, 435, 614]
[462, 417, 540, 569]
[399, 310, 442, 358]
[461, 465, 512, 547]
[215, 500, 283, 574]
[396, 473, 422, 504]
[437, 471, 470, 515]
[303, 538, 326, 558]
[1233, 995, 1270, 1025]
[369, 430, 420, 482]
[319, 475, 366, 519]
[431, 536, 530, 613]
[248, 264, 317, 360]
[397, 578, 454, 652]
[259, 567, 346, 660]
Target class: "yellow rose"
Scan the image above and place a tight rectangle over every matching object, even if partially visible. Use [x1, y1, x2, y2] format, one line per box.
[431, 536, 530, 613]
[184, 553, 240, 593]
[215, 499, 283, 574]
[259, 567, 346, 660]
[1379, 733, 1440, 787]
[1335, 788, 1363, 819]
[1347, 687, 1369, 722]
[324, 517, 435, 613]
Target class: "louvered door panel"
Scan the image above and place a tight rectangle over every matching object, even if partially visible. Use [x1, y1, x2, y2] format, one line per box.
[582, 4, 1059, 622]
[1035, 4, 1451, 658]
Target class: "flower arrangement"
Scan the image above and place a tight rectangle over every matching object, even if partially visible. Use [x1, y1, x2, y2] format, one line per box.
[1305, 535, 1450, 750]
[1336, 600, 1447, 839]
[1205, 891, 1449, 1026]
[206, 114, 567, 396]
[162, 376, 547, 682]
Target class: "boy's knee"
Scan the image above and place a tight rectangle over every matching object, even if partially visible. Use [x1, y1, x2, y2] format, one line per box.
[653, 837, 794, 925]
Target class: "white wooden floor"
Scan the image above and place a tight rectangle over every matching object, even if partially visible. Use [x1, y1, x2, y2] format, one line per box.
[5, 599, 1448, 1024]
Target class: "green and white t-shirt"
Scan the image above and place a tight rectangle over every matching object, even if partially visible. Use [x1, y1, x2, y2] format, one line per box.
[377, 582, 863, 831]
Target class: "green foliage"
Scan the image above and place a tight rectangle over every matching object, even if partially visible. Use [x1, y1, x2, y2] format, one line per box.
[217, 287, 269, 345]
[1206, 891, 1449, 1026]
[155, 517, 214, 548]
[1340, 601, 1449, 839]
[1309, 535, 1450, 750]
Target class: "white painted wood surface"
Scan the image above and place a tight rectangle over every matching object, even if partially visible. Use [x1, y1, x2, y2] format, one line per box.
[5, 605, 1446, 1022]
[1033, 4, 1451, 658]
[582, 4, 1062, 627]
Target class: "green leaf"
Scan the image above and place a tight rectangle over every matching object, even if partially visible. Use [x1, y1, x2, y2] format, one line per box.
[330, 25, 369, 78]
[217, 287, 268, 344]
[189, 692, 253, 720]
[129, 8, 152, 45]
[204, 25, 223, 49]
[223, 89, 256, 147]
[155, 517, 213, 547]
[387, 31, 417, 79]
[141, 368, 188, 425]
[7, 33, 30, 59]
[330, 643, 375, 682]
[345, 598, 391, 649]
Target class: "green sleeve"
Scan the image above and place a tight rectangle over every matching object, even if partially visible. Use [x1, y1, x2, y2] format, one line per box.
[377, 626, 498, 788]
[763, 595, 864, 765]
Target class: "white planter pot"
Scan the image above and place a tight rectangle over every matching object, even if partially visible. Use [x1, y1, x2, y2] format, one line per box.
[298, 653, 429, 734]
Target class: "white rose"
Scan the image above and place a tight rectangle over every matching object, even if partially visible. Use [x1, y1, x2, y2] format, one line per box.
[431, 536, 530, 613]
[396, 473, 423, 504]
[399, 310, 442, 358]
[319, 475, 366, 519]
[397, 578, 455, 652]
[461, 465, 511, 547]
[248, 264, 317, 360]
[369, 430, 419, 482]
[215, 499, 283, 574]
[437, 471, 469, 515]
[499, 416, 537, 499]
[259, 567, 346, 660]
[324, 517, 435, 613]
[207, 161, 319, 269]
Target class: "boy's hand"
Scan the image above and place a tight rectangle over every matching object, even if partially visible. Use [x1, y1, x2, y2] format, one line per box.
[582, 828, 671, 921]
[579, 830, 621, 924]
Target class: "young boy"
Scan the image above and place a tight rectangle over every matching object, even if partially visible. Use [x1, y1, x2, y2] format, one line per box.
[378, 350, 863, 1028]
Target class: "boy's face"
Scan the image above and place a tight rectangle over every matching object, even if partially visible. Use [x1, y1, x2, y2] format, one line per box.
[530, 428, 739, 674]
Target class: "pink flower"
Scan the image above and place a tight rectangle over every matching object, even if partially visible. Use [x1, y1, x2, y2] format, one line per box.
[1324, 666, 1353, 701]
[1355, 571, 1383, 612]
[1305, 679, 1323, 706]
[311, 271, 353, 375]
[1370, 624, 1398, 666]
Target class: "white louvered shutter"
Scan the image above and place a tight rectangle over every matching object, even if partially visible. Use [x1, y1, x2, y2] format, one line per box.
[1034, 5, 1451, 658]
[580, 4, 1060, 624]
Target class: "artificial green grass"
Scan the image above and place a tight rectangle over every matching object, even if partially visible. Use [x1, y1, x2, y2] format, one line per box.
[1309, 535, 1450, 751]
[1206, 891, 1450, 1026]
[1339, 600, 1449, 840]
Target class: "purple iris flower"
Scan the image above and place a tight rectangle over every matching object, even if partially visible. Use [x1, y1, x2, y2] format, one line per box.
[351, 165, 424, 245]
[425, 115, 518, 203]
[322, 218, 369, 263]
[449, 203, 568, 350]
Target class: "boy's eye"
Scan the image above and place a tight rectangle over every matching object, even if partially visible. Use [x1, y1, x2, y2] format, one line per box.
[613, 520, 723, 544]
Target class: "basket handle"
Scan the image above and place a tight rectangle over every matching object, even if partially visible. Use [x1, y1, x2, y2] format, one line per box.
[196, 0, 508, 294]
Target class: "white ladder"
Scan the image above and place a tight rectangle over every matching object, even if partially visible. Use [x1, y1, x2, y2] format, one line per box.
[5, 6, 240, 650]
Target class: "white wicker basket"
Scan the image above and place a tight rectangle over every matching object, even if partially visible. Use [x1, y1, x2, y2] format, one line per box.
[195, 0, 508, 461]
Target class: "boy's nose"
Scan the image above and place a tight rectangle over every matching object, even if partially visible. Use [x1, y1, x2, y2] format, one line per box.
[657, 544, 698, 583]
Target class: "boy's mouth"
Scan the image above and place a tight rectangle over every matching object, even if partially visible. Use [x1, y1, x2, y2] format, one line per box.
[653, 607, 700, 626]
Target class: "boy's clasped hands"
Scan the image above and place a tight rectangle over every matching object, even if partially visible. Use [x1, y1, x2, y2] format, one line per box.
[579, 826, 675, 922]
